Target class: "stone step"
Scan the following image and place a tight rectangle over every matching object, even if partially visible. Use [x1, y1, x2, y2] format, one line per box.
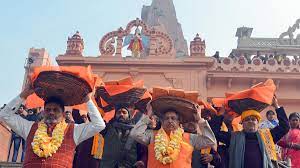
[0, 162, 22, 168]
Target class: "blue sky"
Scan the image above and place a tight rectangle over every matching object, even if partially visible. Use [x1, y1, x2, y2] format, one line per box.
[0, 0, 299, 105]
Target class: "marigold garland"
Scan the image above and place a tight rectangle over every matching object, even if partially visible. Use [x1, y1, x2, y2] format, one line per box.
[154, 127, 184, 165]
[31, 121, 68, 158]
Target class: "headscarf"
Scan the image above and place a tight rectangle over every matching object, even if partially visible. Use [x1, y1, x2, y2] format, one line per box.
[110, 104, 134, 130]
[241, 109, 262, 122]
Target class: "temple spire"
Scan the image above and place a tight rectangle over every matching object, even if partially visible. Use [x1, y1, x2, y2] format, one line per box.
[142, 0, 188, 57]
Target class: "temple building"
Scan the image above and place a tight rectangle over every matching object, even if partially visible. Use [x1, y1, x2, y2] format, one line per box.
[1, 0, 300, 164]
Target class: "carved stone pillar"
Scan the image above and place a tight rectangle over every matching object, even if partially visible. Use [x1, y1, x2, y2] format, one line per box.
[115, 27, 124, 57]
[115, 37, 123, 57]
[149, 28, 157, 57]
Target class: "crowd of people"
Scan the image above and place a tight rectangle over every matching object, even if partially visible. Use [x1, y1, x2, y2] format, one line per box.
[0, 74, 299, 168]
[0, 104, 41, 162]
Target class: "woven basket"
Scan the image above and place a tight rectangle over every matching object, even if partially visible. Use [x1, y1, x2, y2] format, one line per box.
[151, 96, 200, 124]
[96, 86, 147, 109]
[228, 98, 269, 115]
[33, 71, 92, 106]
[94, 96, 114, 112]
[135, 97, 152, 113]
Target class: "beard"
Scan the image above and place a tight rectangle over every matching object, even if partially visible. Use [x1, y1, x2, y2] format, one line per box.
[116, 116, 131, 124]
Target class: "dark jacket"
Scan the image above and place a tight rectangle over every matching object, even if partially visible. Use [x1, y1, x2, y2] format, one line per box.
[210, 107, 290, 168]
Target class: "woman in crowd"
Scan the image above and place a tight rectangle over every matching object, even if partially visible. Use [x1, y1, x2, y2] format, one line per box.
[278, 112, 300, 168]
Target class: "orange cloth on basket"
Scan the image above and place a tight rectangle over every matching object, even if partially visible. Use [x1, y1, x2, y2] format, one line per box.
[213, 79, 276, 118]
[101, 77, 144, 97]
[30, 65, 99, 89]
[26, 65, 103, 111]
[95, 77, 146, 113]
[225, 79, 276, 108]
[212, 98, 225, 108]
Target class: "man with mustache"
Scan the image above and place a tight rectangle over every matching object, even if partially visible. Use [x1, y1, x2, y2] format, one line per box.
[99, 104, 143, 168]
[211, 96, 290, 168]
[0, 81, 106, 168]
[130, 98, 217, 168]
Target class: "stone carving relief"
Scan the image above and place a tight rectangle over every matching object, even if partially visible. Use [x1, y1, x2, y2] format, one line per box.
[99, 18, 173, 57]
[252, 58, 262, 66]
[283, 58, 291, 66]
[276, 68, 284, 73]
[210, 56, 300, 73]
[238, 57, 246, 65]
[246, 67, 253, 72]
[292, 68, 299, 72]
[279, 18, 300, 45]
[261, 67, 269, 72]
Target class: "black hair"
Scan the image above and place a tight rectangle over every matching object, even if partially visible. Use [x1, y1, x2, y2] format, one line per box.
[72, 109, 84, 124]
[289, 112, 300, 120]
[44, 97, 65, 112]
[114, 104, 135, 120]
[161, 108, 181, 121]
[266, 110, 275, 116]
[153, 119, 161, 130]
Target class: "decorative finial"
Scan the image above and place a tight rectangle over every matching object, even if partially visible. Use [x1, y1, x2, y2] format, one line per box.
[194, 33, 202, 41]
[190, 33, 206, 57]
[65, 31, 84, 56]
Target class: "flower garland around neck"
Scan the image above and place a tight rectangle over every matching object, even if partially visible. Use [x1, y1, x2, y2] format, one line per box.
[154, 127, 184, 165]
[32, 121, 68, 158]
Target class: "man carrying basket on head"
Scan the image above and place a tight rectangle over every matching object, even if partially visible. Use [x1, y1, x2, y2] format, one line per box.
[0, 66, 106, 168]
[211, 79, 290, 168]
[130, 87, 217, 168]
